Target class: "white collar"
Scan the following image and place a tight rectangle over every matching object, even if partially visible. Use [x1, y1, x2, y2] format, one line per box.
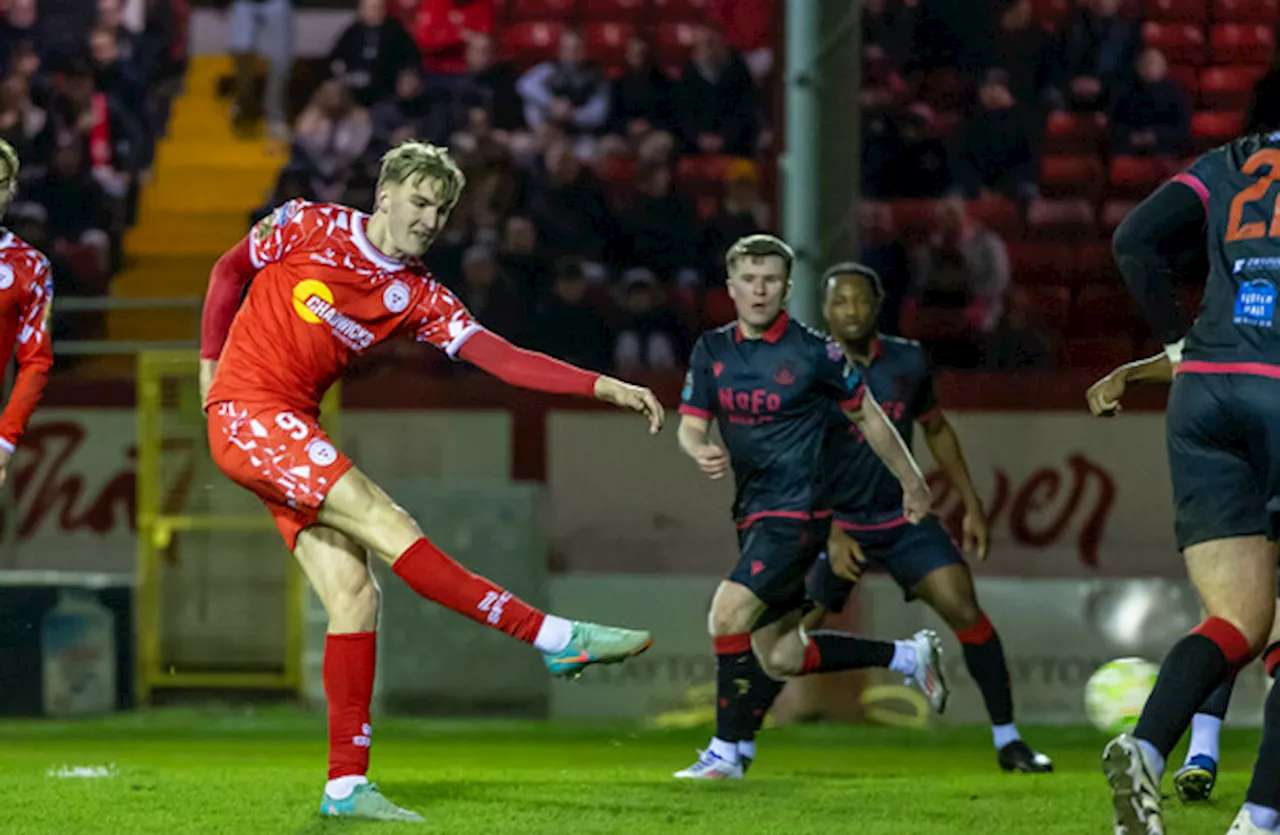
[352, 213, 403, 272]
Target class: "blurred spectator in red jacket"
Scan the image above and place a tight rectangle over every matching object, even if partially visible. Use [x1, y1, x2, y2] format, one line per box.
[414, 0, 494, 75]
[708, 0, 775, 83]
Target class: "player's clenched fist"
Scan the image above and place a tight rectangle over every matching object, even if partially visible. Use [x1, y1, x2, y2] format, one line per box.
[1086, 370, 1127, 417]
[594, 376, 665, 435]
[902, 482, 932, 525]
[826, 525, 867, 582]
[691, 443, 729, 479]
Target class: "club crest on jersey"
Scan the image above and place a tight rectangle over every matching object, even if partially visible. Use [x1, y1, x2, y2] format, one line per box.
[306, 439, 338, 467]
[383, 281, 410, 313]
[773, 364, 796, 385]
[0, 264, 15, 290]
[291, 279, 375, 350]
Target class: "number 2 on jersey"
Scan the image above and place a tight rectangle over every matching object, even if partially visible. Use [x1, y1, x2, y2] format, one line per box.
[1226, 149, 1280, 242]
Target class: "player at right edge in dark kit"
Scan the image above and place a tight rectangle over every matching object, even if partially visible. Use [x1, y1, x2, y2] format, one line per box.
[806, 262, 1053, 774]
[1102, 133, 1280, 835]
[674, 235, 948, 780]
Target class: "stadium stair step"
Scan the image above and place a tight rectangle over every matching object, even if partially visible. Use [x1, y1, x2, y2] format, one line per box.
[109, 55, 282, 347]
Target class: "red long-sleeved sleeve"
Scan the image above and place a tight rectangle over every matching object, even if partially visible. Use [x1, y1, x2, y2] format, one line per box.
[456, 329, 599, 397]
[201, 235, 258, 360]
[0, 275, 52, 452]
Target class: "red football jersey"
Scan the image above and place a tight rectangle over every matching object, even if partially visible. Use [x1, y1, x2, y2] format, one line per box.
[207, 199, 481, 413]
[0, 231, 53, 451]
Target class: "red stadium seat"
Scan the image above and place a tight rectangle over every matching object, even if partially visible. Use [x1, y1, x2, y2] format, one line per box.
[1007, 243, 1079, 286]
[1073, 283, 1140, 334]
[1061, 337, 1138, 370]
[1100, 199, 1139, 234]
[500, 21, 565, 66]
[1213, 0, 1280, 23]
[1040, 155, 1105, 199]
[1013, 284, 1073, 332]
[1210, 24, 1275, 64]
[506, 0, 577, 18]
[930, 110, 963, 139]
[1166, 63, 1200, 95]
[583, 21, 634, 64]
[652, 0, 710, 19]
[968, 197, 1021, 238]
[702, 287, 736, 327]
[1030, 0, 1070, 29]
[1147, 0, 1207, 23]
[653, 21, 698, 66]
[1199, 65, 1267, 109]
[1108, 155, 1177, 197]
[1045, 110, 1106, 153]
[1142, 22, 1206, 65]
[1192, 110, 1246, 150]
[1026, 199, 1097, 240]
[582, 0, 647, 19]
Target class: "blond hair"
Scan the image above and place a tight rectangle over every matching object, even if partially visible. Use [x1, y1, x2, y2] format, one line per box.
[0, 139, 19, 185]
[725, 233, 794, 279]
[377, 141, 466, 205]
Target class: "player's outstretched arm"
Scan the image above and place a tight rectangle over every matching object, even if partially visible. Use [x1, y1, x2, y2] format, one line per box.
[456, 330, 664, 434]
[846, 391, 931, 524]
[200, 235, 258, 402]
[676, 413, 728, 479]
[920, 411, 988, 560]
[1086, 351, 1174, 417]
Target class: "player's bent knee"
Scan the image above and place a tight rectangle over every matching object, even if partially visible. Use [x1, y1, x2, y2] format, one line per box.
[707, 581, 764, 636]
[761, 640, 803, 678]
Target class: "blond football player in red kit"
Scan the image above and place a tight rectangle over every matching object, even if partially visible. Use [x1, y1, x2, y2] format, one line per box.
[0, 138, 53, 485]
[200, 141, 662, 822]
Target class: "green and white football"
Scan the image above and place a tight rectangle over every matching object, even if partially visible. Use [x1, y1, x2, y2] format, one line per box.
[1084, 657, 1160, 735]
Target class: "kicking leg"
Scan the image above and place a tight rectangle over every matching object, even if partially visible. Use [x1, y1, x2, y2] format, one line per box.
[317, 466, 650, 678]
[293, 525, 420, 822]
[1174, 605, 1238, 803]
[913, 564, 1050, 773]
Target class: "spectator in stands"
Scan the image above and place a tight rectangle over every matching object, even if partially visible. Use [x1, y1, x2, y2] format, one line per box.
[249, 164, 314, 225]
[1108, 47, 1191, 158]
[991, 0, 1054, 107]
[49, 62, 144, 207]
[1050, 0, 1139, 110]
[983, 286, 1054, 370]
[0, 76, 50, 188]
[89, 27, 150, 148]
[709, 0, 775, 83]
[865, 102, 952, 199]
[95, 0, 138, 64]
[28, 143, 112, 279]
[952, 69, 1041, 203]
[0, 0, 39, 72]
[453, 117, 522, 231]
[292, 80, 374, 202]
[415, 0, 495, 76]
[223, 0, 293, 140]
[328, 0, 421, 107]
[862, 44, 910, 116]
[615, 160, 699, 281]
[859, 200, 909, 334]
[612, 268, 684, 374]
[8, 40, 50, 112]
[522, 137, 617, 265]
[608, 34, 672, 141]
[457, 243, 524, 340]
[371, 68, 439, 147]
[701, 159, 770, 286]
[454, 32, 524, 135]
[516, 29, 610, 157]
[904, 196, 1010, 368]
[531, 256, 611, 371]
[673, 23, 759, 157]
[862, 0, 916, 72]
[497, 214, 549, 306]
[911, 0, 1001, 72]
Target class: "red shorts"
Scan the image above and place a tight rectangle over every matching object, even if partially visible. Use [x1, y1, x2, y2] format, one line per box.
[207, 400, 354, 550]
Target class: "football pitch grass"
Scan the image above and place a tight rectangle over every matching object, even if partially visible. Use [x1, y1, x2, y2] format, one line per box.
[0, 707, 1263, 834]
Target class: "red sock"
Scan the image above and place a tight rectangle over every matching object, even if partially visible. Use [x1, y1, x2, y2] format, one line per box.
[392, 536, 546, 644]
[325, 632, 376, 780]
